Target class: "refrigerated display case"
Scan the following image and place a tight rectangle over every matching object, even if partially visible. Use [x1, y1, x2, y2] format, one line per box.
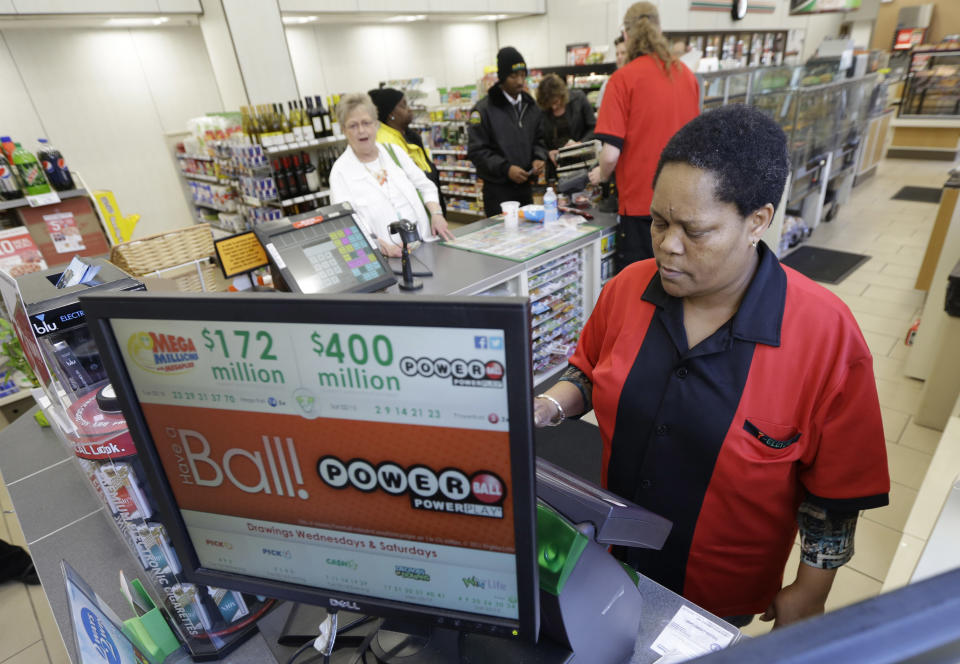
[899, 49, 960, 118]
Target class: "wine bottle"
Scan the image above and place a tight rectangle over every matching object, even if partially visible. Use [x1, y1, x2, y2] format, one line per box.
[301, 152, 320, 192]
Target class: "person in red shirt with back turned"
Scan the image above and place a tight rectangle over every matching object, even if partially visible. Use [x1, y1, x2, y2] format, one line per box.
[590, 1, 700, 272]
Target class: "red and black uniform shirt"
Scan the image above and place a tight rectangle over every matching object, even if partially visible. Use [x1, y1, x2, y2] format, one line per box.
[593, 56, 700, 217]
[569, 244, 890, 617]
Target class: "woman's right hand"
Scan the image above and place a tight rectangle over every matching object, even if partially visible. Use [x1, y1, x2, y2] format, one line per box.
[533, 396, 560, 428]
[378, 237, 403, 258]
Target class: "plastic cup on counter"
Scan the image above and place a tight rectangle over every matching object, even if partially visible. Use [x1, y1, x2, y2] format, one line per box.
[501, 201, 520, 232]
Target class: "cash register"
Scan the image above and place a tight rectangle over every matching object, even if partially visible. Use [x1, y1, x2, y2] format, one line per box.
[253, 202, 397, 294]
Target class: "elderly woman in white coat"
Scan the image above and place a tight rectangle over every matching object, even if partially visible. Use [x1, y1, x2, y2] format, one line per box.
[329, 93, 454, 257]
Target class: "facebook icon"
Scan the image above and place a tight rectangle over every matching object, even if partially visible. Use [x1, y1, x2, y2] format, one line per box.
[474, 336, 488, 349]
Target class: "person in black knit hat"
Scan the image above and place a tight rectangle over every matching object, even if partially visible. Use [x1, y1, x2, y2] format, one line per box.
[467, 46, 548, 218]
[368, 87, 446, 215]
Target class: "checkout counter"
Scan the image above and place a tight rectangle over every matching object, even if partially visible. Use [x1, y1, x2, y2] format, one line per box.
[0, 206, 743, 663]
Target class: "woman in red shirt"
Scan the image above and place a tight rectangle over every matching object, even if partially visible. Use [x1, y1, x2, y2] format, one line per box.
[590, 2, 700, 271]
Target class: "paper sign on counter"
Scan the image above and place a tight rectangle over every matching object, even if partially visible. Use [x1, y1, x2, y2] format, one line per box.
[214, 231, 269, 278]
[649, 605, 736, 659]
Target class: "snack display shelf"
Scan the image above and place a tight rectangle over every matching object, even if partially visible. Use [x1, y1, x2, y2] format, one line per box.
[442, 189, 480, 198]
[176, 153, 213, 161]
[436, 165, 475, 172]
[528, 250, 585, 379]
[431, 148, 468, 156]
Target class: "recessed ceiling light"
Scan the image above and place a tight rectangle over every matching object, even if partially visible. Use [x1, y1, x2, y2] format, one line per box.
[282, 16, 318, 25]
[474, 14, 507, 21]
[385, 14, 426, 23]
[105, 16, 170, 27]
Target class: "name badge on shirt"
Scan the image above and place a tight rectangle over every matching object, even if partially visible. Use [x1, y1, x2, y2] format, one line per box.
[743, 419, 801, 449]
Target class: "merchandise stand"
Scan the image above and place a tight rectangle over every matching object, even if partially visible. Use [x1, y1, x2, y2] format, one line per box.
[696, 66, 881, 256]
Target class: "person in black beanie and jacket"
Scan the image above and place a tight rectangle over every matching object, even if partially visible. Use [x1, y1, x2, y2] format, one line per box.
[468, 46, 548, 218]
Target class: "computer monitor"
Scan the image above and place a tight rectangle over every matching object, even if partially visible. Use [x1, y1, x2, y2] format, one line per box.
[253, 202, 397, 294]
[81, 291, 539, 649]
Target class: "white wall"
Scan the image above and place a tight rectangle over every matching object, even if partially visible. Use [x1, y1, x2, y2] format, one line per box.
[499, 0, 874, 66]
[286, 21, 499, 97]
[0, 26, 223, 238]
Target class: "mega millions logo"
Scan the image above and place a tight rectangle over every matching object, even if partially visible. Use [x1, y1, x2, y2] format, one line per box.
[128, 331, 200, 374]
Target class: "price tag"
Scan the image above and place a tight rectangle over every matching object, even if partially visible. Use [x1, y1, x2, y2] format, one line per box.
[26, 191, 61, 207]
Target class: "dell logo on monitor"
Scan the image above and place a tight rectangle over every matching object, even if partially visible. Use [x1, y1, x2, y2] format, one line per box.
[329, 598, 361, 611]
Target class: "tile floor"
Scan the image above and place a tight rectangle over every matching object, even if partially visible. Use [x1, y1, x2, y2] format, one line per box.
[0, 157, 952, 660]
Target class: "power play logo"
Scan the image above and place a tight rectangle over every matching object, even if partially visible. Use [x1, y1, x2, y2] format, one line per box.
[318, 455, 506, 518]
[128, 331, 199, 374]
[398, 356, 504, 389]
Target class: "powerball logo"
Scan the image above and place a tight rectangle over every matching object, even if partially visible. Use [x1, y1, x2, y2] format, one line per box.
[128, 331, 199, 374]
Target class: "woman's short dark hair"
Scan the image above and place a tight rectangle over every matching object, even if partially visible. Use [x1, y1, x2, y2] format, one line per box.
[653, 105, 789, 217]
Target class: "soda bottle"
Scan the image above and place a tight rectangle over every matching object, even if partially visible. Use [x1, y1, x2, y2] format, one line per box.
[36, 138, 75, 191]
[0, 152, 23, 200]
[11, 143, 52, 196]
[0, 137, 15, 164]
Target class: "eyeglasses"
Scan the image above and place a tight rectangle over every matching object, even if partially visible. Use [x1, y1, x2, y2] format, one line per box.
[345, 119, 377, 132]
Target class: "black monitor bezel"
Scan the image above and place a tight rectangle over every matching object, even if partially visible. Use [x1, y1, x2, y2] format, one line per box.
[253, 205, 397, 294]
[81, 291, 539, 643]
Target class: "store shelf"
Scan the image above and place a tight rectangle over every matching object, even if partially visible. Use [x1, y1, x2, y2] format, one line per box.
[176, 153, 213, 161]
[207, 220, 248, 234]
[192, 200, 237, 213]
[0, 188, 87, 211]
[263, 135, 346, 156]
[448, 209, 484, 217]
[437, 165, 474, 173]
[534, 361, 569, 388]
[241, 195, 277, 208]
[440, 177, 475, 184]
[267, 189, 331, 208]
[181, 172, 222, 183]
[431, 148, 468, 156]
[601, 249, 616, 259]
[442, 189, 480, 199]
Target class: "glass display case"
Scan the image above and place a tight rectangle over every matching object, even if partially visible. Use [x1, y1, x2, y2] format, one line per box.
[899, 49, 960, 117]
[699, 68, 755, 110]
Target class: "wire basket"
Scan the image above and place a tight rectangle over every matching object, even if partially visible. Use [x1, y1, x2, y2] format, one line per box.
[109, 224, 223, 292]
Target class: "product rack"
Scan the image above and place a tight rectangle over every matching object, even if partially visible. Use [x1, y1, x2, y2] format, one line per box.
[427, 105, 484, 218]
[527, 251, 585, 379]
[697, 65, 881, 256]
[176, 133, 346, 235]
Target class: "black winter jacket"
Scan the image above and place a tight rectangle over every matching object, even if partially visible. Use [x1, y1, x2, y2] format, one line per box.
[467, 83, 548, 185]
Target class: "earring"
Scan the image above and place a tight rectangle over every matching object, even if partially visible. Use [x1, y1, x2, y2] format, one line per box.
[390, 115, 395, 120]
[751, 239, 758, 248]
